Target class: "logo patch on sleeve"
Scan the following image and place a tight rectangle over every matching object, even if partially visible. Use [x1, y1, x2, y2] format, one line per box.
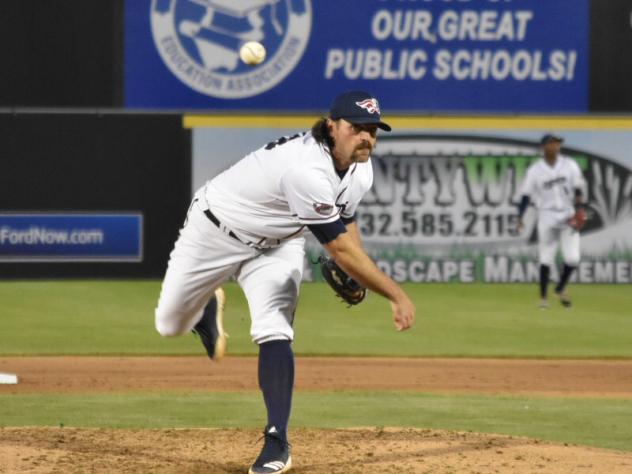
[313, 202, 333, 215]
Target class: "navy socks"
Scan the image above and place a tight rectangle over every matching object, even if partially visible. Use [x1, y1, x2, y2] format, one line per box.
[258, 340, 294, 439]
[556, 264, 576, 294]
[540, 264, 575, 298]
[539, 264, 550, 299]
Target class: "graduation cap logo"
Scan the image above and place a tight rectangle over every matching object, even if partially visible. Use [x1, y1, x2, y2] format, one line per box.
[151, 0, 311, 99]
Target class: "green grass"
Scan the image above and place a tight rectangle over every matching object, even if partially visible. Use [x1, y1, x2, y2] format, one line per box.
[2, 280, 631, 453]
[1, 281, 631, 357]
[1, 391, 630, 452]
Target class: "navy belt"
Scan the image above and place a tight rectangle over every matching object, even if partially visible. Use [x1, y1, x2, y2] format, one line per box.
[203, 208, 280, 250]
[203, 209, 243, 243]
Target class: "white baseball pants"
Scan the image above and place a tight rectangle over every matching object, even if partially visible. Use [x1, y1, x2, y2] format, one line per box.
[155, 195, 305, 344]
[537, 210, 580, 267]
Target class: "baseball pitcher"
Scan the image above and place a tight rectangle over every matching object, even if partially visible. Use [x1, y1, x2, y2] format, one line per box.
[155, 91, 416, 474]
[517, 133, 587, 308]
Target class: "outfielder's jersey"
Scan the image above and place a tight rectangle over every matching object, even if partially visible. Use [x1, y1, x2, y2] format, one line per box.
[520, 156, 586, 215]
[204, 131, 373, 243]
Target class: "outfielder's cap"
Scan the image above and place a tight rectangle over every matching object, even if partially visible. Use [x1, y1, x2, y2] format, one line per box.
[329, 90, 392, 132]
[540, 133, 564, 145]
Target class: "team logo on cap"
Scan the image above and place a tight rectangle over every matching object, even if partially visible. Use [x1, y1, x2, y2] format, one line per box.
[150, 0, 312, 99]
[355, 98, 381, 115]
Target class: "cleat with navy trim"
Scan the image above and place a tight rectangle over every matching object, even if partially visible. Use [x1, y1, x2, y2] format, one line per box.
[192, 287, 227, 361]
[249, 425, 292, 474]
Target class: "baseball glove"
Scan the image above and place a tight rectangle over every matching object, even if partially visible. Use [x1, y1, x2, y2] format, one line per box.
[568, 207, 587, 230]
[318, 256, 366, 306]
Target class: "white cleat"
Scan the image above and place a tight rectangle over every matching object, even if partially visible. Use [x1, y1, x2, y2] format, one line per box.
[192, 287, 227, 361]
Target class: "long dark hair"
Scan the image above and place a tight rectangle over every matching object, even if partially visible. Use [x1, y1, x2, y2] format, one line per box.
[311, 117, 335, 151]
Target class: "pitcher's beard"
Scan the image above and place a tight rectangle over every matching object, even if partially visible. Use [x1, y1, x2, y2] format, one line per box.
[352, 145, 372, 162]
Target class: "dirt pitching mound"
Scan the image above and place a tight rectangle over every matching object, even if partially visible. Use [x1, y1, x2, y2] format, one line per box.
[1, 427, 631, 474]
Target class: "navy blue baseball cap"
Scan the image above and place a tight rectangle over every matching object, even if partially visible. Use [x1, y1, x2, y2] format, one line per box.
[329, 90, 392, 132]
[540, 133, 564, 145]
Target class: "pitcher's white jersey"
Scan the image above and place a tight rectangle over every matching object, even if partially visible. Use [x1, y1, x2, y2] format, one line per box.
[204, 131, 373, 243]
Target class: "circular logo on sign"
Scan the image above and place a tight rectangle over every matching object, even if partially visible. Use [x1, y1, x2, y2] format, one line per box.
[150, 0, 312, 99]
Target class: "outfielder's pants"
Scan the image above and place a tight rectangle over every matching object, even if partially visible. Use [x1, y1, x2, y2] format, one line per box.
[537, 214, 580, 267]
[155, 197, 305, 344]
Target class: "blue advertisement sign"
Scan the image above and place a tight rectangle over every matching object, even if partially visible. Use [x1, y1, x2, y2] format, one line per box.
[0, 214, 143, 262]
[125, 0, 588, 112]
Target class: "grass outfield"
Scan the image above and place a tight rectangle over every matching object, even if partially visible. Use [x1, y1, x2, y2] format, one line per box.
[0, 392, 631, 452]
[1, 280, 631, 357]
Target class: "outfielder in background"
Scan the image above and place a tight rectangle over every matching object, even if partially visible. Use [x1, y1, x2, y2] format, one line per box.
[155, 91, 415, 474]
[517, 134, 587, 308]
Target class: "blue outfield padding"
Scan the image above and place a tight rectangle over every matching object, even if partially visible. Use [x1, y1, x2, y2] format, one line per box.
[0, 213, 143, 262]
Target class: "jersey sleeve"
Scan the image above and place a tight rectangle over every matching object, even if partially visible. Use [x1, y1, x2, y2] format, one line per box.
[570, 159, 587, 191]
[280, 165, 340, 225]
[520, 166, 536, 197]
[307, 219, 347, 244]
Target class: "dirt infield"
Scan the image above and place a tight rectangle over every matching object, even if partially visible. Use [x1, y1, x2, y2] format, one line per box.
[2, 357, 632, 473]
[1, 356, 632, 397]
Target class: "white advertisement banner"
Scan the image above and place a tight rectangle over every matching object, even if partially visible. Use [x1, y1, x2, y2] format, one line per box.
[191, 121, 632, 283]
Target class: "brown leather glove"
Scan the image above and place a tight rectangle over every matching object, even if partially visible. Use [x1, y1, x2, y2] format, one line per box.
[318, 256, 366, 306]
[568, 208, 587, 230]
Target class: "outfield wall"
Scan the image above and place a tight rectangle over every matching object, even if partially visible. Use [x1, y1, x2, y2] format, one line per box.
[0, 113, 191, 278]
[188, 115, 632, 284]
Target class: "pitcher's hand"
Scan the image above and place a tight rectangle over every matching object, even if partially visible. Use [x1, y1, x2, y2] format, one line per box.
[390, 295, 415, 331]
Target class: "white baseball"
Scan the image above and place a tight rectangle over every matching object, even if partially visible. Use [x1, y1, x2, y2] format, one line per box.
[239, 41, 266, 66]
